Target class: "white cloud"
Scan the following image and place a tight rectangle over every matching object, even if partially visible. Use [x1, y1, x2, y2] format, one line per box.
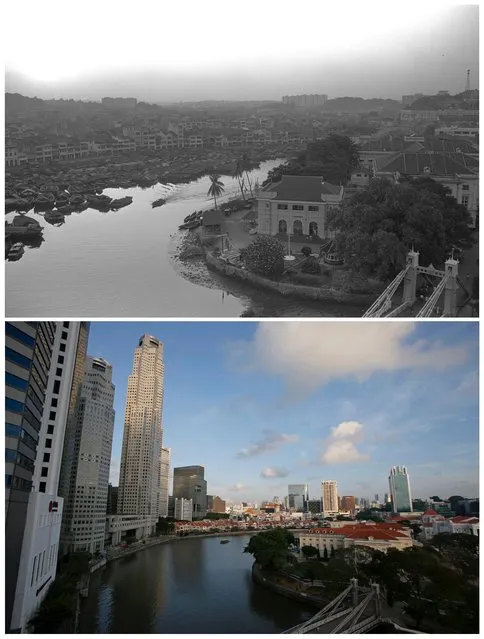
[321, 420, 369, 464]
[238, 323, 468, 389]
[261, 467, 289, 479]
[236, 430, 299, 458]
[227, 482, 246, 492]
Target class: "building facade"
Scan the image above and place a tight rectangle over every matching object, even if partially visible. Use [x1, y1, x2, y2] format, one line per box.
[173, 466, 207, 519]
[295, 524, 413, 554]
[159, 447, 171, 518]
[389, 466, 412, 513]
[341, 496, 356, 514]
[212, 496, 226, 514]
[288, 484, 309, 511]
[321, 480, 339, 517]
[257, 175, 343, 239]
[61, 357, 115, 553]
[118, 335, 164, 517]
[174, 498, 193, 521]
[5, 322, 56, 632]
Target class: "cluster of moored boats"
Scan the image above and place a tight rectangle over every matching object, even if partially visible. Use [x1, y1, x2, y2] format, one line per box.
[5, 189, 134, 215]
[179, 210, 203, 230]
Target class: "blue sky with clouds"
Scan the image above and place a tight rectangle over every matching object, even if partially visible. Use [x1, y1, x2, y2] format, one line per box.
[87, 321, 479, 503]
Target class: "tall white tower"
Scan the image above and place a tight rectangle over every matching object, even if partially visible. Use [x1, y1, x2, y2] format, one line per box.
[119, 335, 164, 517]
[321, 480, 339, 516]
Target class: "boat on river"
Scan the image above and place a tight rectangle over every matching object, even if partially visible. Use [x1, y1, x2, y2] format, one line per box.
[220, 539, 230, 544]
[44, 210, 66, 224]
[152, 198, 166, 208]
[179, 220, 201, 231]
[111, 196, 133, 210]
[6, 215, 43, 238]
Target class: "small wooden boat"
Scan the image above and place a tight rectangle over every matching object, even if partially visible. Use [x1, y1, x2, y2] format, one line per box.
[220, 539, 230, 544]
[7, 242, 25, 259]
[44, 210, 65, 224]
[6, 216, 43, 237]
[57, 205, 74, 215]
[178, 220, 201, 231]
[152, 198, 166, 208]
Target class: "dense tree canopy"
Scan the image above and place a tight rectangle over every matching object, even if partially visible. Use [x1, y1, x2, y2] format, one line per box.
[263, 134, 360, 187]
[244, 528, 296, 571]
[327, 177, 473, 280]
[239, 236, 285, 276]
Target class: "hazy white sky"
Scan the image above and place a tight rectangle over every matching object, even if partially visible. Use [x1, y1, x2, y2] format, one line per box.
[4, 1, 479, 101]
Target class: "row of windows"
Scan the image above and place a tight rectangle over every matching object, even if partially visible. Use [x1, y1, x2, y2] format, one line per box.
[6, 423, 38, 450]
[6, 397, 24, 413]
[6, 347, 32, 370]
[6, 322, 36, 348]
[6, 371, 29, 392]
[276, 204, 320, 212]
[31, 542, 58, 588]
[6, 447, 35, 472]
[5, 474, 33, 491]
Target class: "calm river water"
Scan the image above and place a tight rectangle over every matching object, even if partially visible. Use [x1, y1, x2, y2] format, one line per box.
[5, 159, 365, 317]
[78, 535, 316, 634]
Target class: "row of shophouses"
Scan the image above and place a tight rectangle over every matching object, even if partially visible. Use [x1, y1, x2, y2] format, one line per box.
[5, 126, 311, 168]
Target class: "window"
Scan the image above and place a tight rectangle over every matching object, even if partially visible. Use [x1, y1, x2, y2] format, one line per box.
[5, 323, 36, 348]
[462, 196, 469, 208]
[61, 331, 68, 340]
[53, 380, 60, 395]
[59, 343, 66, 352]
[6, 397, 24, 413]
[57, 355, 64, 364]
[39, 482, 46, 493]
[51, 398, 58, 408]
[292, 204, 304, 211]
[5, 347, 31, 370]
[47, 424, 54, 435]
[5, 372, 29, 391]
[308, 206, 319, 212]
[45, 439, 52, 449]
[43, 453, 50, 463]
[56, 368, 62, 377]
[49, 411, 56, 421]
[41, 467, 48, 477]
[462, 184, 470, 191]
[277, 204, 288, 210]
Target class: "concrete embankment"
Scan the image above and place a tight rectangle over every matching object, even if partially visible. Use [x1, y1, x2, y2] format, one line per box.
[205, 253, 375, 306]
[252, 563, 323, 608]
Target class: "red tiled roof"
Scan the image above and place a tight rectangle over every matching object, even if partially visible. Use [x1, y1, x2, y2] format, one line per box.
[423, 509, 439, 516]
[261, 175, 342, 202]
[378, 152, 478, 176]
[451, 516, 479, 524]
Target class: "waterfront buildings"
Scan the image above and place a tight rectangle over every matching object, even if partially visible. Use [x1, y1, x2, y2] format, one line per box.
[288, 484, 309, 511]
[159, 447, 171, 518]
[6, 322, 56, 632]
[173, 466, 208, 519]
[60, 357, 115, 554]
[118, 335, 164, 518]
[321, 480, 339, 517]
[257, 175, 344, 239]
[175, 498, 194, 521]
[388, 466, 412, 513]
[296, 523, 413, 554]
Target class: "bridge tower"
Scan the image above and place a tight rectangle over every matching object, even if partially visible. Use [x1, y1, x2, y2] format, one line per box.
[402, 249, 419, 305]
[443, 256, 459, 316]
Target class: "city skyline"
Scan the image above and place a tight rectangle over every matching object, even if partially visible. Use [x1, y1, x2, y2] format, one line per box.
[4, 3, 478, 101]
[86, 321, 479, 502]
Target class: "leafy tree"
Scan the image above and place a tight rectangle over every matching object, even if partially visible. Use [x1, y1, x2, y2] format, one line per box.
[156, 517, 175, 535]
[448, 495, 465, 513]
[301, 246, 312, 258]
[239, 236, 285, 276]
[207, 174, 225, 210]
[301, 256, 321, 274]
[328, 177, 472, 280]
[244, 528, 296, 572]
[430, 496, 442, 502]
[263, 134, 359, 187]
[301, 544, 319, 559]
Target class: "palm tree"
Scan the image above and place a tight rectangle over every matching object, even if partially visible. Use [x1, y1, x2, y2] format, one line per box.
[232, 161, 246, 201]
[241, 153, 254, 198]
[207, 174, 225, 210]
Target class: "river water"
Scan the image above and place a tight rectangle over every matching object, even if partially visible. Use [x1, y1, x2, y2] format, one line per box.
[78, 535, 316, 634]
[5, 159, 365, 317]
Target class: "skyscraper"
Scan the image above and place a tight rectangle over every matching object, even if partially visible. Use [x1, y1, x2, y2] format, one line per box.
[5, 322, 56, 632]
[321, 480, 339, 516]
[173, 466, 207, 519]
[288, 484, 309, 511]
[61, 356, 115, 553]
[159, 447, 171, 517]
[389, 466, 413, 513]
[341, 496, 356, 513]
[118, 335, 164, 516]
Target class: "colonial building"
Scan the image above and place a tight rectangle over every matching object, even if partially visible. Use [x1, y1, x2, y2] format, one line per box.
[421, 509, 480, 541]
[257, 175, 343, 239]
[295, 523, 413, 554]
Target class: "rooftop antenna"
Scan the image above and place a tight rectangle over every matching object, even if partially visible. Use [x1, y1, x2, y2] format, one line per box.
[466, 69, 471, 95]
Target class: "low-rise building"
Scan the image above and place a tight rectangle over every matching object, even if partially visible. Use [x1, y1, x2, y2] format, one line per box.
[295, 523, 413, 554]
[257, 175, 343, 239]
[105, 514, 157, 546]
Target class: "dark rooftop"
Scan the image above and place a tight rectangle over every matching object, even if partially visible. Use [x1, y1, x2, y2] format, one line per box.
[261, 175, 342, 202]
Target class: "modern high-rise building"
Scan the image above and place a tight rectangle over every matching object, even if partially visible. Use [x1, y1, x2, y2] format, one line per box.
[321, 480, 339, 516]
[388, 466, 413, 513]
[173, 466, 207, 519]
[6, 322, 56, 633]
[341, 496, 356, 513]
[118, 335, 164, 517]
[174, 498, 193, 521]
[159, 447, 171, 517]
[307, 499, 322, 514]
[60, 356, 115, 553]
[107, 484, 118, 515]
[207, 495, 214, 512]
[288, 484, 309, 511]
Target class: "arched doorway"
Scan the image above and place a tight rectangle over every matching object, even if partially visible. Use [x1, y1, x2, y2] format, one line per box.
[278, 219, 287, 234]
[293, 220, 303, 235]
[309, 221, 318, 236]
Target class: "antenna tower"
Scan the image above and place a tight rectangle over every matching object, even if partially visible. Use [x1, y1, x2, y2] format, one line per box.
[466, 69, 471, 94]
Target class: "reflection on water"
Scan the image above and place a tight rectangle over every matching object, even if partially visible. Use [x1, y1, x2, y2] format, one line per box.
[79, 535, 315, 634]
